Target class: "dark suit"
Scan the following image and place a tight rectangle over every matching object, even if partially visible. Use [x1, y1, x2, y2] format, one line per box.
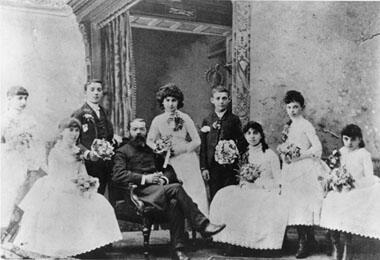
[72, 103, 114, 194]
[112, 141, 208, 249]
[200, 110, 246, 200]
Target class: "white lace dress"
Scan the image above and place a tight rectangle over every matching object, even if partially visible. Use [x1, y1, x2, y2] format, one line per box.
[147, 110, 209, 216]
[1, 110, 44, 227]
[281, 117, 329, 226]
[320, 147, 380, 239]
[209, 145, 288, 249]
[13, 142, 122, 257]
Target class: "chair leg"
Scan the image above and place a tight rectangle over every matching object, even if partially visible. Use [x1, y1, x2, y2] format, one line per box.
[142, 218, 152, 260]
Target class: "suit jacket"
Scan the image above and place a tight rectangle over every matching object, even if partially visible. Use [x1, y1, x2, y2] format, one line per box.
[72, 103, 114, 152]
[199, 110, 246, 170]
[112, 140, 178, 211]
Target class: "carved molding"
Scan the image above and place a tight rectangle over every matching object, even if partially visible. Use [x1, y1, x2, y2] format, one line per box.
[0, 0, 72, 16]
[79, 22, 91, 80]
[232, 1, 251, 125]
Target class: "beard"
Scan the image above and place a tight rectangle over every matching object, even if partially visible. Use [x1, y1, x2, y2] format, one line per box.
[130, 134, 146, 147]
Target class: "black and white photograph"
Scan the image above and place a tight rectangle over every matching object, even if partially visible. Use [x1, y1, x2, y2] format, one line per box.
[1, 0, 380, 259]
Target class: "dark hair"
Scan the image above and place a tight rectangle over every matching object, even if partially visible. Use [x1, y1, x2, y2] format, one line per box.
[7, 86, 29, 97]
[128, 118, 146, 130]
[341, 124, 365, 148]
[211, 85, 230, 97]
[156, 83, 184, 110]
[84, 79, 103, 91]
[243, 121, 269, 152]
[58, 117, 82, 132]
[284, 90, 305, 108]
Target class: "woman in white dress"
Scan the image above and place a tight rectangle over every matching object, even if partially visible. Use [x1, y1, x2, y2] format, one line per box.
[13, 117, 122, 258]
[278, 90, 329, 258]
[320, 124, 380, 260]
[147, 83, 209, 216]
[1, 86, 44, 232]
[209, 121, 287, 250]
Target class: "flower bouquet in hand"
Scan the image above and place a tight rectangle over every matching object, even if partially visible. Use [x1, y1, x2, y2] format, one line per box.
[277, 143, 301, 164]
[91, 138, 114, 160]
[214, 140, 239, 165]
[153, 136, 173, 168]
[326, 165, 355, 192]
[237, 163, 261, 184]
[72, 175, 99, 198]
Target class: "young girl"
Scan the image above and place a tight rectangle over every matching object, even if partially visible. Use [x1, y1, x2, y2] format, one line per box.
[13, 117, 122, 258]
[209, 121, 287, 250]
[147, 83, 209, 216]
[279, 90, 329, 258]
[320, 124, 380, 260]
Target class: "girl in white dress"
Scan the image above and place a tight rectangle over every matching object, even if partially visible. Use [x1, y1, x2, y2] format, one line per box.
[13, 117, 122, 258]
[209, 121, 287, 250]
[278, 90, 329, 258]
[320, 124, 380, 260]
[147, 83, 209, 216]
[1, 86, 44, 232]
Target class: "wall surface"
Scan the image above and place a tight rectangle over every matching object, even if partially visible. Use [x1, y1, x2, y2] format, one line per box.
[248, 2, 380, 156]
[0, 4, 86, 141]
[132, 28, 224, 128]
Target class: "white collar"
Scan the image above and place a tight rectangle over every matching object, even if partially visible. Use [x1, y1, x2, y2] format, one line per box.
[249, 143, 263, 153]
[86, 101, 100, 112]
[215, 110, 226, 119]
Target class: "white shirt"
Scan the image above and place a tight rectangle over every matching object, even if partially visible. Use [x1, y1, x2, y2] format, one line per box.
[86, 101, 100, 118]
[215, 110, 227, 119]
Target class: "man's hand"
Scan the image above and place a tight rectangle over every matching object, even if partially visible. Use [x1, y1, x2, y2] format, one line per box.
[201, 169, 210, 181]
[145, 172, 162, 184]
[89, 150, 100, 162]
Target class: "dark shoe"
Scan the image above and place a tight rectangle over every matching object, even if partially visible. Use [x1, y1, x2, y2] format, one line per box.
[173, 249, 190, 260]
[201, 223, 226, 238]
[295, 236, 309, 259]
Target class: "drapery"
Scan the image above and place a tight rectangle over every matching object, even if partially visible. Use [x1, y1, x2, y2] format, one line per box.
[101, 12, 136, 136]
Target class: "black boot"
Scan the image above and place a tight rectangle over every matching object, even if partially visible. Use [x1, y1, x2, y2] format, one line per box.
[296, 226, 309, 259]
[330, 231, 342, 260]
[341, 233, 353, 260]
[306, 227, 318, 253]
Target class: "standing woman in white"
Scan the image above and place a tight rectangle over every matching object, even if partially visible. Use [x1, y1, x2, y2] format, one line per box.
[147, 83, 209, 216]
[279, 90, 329, 259]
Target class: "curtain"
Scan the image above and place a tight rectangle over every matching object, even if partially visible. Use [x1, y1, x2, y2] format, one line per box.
[101, 11, 136, 137]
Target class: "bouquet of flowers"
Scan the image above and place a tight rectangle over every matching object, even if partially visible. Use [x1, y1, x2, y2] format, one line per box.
[326, 165, 355, 192]
[214, 140, 239, 165]
[277, 143, 301, 164]
[72, 175, 99, 198]
[237, 163, 261, 183]
[153, 136, 173, 168]
[91, 138, 114, 160]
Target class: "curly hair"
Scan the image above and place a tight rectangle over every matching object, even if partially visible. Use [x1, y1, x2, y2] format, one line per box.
[283, 90, 305, 108]
[156, 83, 184, 110]
[243, 121, 269, 152]
[341, 124, 365, 148]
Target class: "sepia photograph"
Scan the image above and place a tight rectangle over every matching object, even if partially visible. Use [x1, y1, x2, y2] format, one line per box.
[1, 0, 380, 259]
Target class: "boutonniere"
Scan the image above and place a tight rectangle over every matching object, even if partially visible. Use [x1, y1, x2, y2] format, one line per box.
[167, 112, 184, 132]
[212, 121, 221, 130]
[83, 113, 94, 122]
[280, 122, 290, 142]
[200, 125, 211, 133]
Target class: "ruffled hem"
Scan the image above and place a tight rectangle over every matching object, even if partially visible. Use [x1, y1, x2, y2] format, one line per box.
[18, 235, 122, 258]
[320, 224, 380, 240]
[212, 238, 283, 250]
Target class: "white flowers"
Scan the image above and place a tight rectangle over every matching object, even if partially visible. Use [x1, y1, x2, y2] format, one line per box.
[72, 175, 99, 198]
[200, 125, 211, 133]
[214, 140, 239, 165]
[91, 139, 115, 160]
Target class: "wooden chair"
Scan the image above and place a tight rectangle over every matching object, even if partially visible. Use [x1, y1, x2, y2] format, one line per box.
[109, 183, 175, 259]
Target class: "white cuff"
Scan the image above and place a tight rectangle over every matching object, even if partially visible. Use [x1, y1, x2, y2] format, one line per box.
[160, 176, 169, 185]
[141, 175, 146, 185]
[84, 150, 90, 160]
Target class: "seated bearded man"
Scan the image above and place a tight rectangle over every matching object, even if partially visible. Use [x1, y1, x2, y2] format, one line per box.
[112, 118, 226, 260]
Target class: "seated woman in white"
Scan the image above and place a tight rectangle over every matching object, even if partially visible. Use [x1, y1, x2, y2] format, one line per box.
[209, 121, 287, 250]
[14, 117, 122, 258]
[320, 124, 380, 259]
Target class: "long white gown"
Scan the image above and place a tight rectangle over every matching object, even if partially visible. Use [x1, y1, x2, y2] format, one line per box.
[147, 110, 209, 216]
[209, 145, 288, 249]
[1, 110, 44, 228]
[281, 117, 329, 226]
[13, 141, 122, 257]
[320, 147, 380, 239]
